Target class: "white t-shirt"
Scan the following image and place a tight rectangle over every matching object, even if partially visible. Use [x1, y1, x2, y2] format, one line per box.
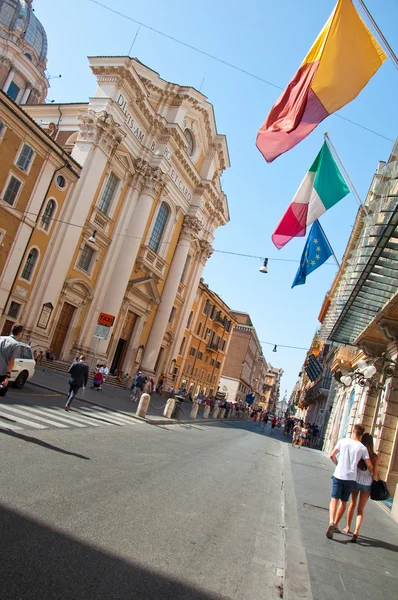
[334, 438, 369, 481]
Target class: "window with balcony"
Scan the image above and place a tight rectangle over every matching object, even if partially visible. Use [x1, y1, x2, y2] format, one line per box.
[148, 201, 170, 253]
[78, 245, 94, 272]
[16, 144, 34, 172]
[98, 172, 119, 215]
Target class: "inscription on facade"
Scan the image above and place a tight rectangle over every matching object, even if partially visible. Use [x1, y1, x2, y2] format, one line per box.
[116, 94, 145, 143]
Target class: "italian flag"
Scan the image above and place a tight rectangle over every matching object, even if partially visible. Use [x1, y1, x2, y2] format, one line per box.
[272, 142, 349, 249]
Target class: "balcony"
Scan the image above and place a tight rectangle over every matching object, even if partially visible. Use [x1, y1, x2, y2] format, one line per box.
[207, 340, 220, 352]
[305, 371, 332, 403]
[136, 245, 166, 281]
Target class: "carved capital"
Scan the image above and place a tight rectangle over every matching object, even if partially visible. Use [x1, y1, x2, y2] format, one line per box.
[199, 239, 213, 261]
[77, 110, 126, 156]
[180, 215, 202, 242]
[142, 167, 167, 197]
[378, 318, 398, 343]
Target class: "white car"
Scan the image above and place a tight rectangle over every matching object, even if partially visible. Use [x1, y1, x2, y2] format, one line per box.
[10, 343, 36, 388]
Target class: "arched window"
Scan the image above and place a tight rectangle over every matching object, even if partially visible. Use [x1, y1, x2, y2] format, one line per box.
[21, 248, 38, 281]
[148, 202, 170, 253]
[179, 337, 186, 355]
[187, 311, 193, 328]
[184, 129, 195, 157]
[40, 199, 56, 230]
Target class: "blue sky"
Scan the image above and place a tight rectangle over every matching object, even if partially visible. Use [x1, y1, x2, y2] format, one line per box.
[37, 0, 398, 397]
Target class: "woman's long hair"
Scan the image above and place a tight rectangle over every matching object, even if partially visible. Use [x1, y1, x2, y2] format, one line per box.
[361, 432, 376, 464]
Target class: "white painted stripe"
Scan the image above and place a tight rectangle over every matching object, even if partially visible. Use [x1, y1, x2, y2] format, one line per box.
[90, 407, 136, 425]
[0, 410, 47, 429]
[78, 407, 124, 426]
[0, 420, 23, 431]
[71, 407, 114, 425]
[51, 407, 100, 427]
[3, 405, 69, 428]
[27, 406, 87, 428]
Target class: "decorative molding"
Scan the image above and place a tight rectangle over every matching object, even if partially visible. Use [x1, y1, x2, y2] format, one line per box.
[358, 339, 387, 359]
[199, 239, 213, 261]
[77, 110, 126, 156]
[142, 167, 167, 197]
[378, 318, 398, 343]
[180, 215, 202, 241]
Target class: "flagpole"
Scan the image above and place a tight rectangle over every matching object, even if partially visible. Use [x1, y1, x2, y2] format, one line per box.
[356, 0, 398, 71]
[317, 220, 341, 270]
[324, 133, 369, 216]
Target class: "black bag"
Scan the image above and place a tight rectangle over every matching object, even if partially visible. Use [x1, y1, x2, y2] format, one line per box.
[357, 458, 367, 471]
[371, 479, 390, 501]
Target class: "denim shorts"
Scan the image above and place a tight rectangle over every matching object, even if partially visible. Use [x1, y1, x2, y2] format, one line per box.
[354, 482, 372, 493]
[331, 476, 356, 502]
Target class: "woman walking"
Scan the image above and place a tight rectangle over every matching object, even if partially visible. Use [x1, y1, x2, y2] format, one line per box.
[335, 432, 378, 543]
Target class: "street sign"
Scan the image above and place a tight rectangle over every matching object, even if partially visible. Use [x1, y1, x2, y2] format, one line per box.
[94, 324, 110, 340]
[98, 312, 115, 327]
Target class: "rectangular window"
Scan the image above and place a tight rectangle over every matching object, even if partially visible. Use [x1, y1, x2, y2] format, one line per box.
[207, 373, 211, 382]
[196, 322, 202, 336]
[3, 175, 22, 206]
[205, 355, 209, 363]
[222, 340, 226, 351]
[20, 346, 33, 359]
[7, 81, 20, 101]
[16, 144, 34, 172]
[98, 173, 119, 215]
[78, 245, 94, 272]
[180, 255, 191, 284]
[210, 358, 215, 367]
[210, 305, 216, 320]
[198, 351, 203, 360]
[205, 327, 211, 338]
[189, 347, 196, 357]
[7, 301, 21, 319]
[186, 364, 191, 374]
[194, 368, 198, 377]
[203, 300, 210, 315]
[216, 361, 221, 369]
[201, 370, 204, 379]
[0, 120, 4, 136]
[168, 307, 176, 324]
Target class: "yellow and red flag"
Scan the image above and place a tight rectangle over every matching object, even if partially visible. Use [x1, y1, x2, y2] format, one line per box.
[256, 0, 386, 163]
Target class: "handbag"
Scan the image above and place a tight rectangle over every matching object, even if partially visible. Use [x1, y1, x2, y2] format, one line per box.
[371, 479, 390, 501]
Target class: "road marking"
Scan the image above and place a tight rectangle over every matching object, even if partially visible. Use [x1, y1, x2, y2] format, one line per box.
[51, 407, 101, 427]
[10, 393, 62, 397]
[0, 411, 47, 429]
[1, 405, 69, 428]
[0, 420, 23, 431]
[26, 406, 87, 428]
[70, 407, 114, 425]
[90, 406, 137, 425]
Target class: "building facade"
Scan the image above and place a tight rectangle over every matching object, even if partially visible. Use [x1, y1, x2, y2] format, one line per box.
[175, 279, 236, 398]
[0, 90, 81, 335]
[263, 366, 283, 413]
[219, 311, 269, 406]
[0, 2, 231, 383]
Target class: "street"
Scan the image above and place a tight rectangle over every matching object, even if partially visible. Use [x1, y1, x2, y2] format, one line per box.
[1, 385, 398, 599]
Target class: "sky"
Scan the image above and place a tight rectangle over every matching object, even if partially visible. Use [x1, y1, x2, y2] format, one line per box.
[36, 0, 398, 397]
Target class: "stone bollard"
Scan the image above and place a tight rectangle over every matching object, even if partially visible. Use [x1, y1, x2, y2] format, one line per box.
[203, 405, 210, 419]
[136, 393, 150, 418]
[213, 407, 220, 419]
[190, 404, 199, 419]
[219, 408, 226, 419]
[164, 398, 175, 419]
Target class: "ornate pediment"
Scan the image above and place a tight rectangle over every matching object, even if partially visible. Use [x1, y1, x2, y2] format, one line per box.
[128, 276, 160, 305]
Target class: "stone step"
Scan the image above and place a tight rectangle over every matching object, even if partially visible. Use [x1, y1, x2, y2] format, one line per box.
[38, 359, 128, 390]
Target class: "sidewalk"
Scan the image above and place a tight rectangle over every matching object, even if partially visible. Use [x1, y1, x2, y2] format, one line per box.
[29, 368, 223, 425]
[283, 440, 398, 600]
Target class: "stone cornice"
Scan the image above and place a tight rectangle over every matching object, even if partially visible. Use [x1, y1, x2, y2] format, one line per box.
[77, 110, 126, 156]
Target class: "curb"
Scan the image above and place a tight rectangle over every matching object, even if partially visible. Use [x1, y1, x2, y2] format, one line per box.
[282, 444, 313, 600]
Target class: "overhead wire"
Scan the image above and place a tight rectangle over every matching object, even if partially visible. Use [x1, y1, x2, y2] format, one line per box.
[87, 0, 394, 143]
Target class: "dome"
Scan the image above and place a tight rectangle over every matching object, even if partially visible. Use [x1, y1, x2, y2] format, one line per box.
[0, 0, 47, 63]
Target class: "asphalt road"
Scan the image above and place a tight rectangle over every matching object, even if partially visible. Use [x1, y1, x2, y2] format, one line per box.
[0, 411, 284, 599]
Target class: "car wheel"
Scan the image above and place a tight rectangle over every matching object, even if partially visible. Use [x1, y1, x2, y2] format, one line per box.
[14, 371, 28, 389]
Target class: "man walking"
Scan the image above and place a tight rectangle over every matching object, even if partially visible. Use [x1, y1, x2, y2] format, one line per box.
[326, 423, 373, 539]
[65, 355, 89, 411]
[0, 323, 24, 398]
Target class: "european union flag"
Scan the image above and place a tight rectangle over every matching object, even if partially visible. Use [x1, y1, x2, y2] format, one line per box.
[292, 220, 333, 288]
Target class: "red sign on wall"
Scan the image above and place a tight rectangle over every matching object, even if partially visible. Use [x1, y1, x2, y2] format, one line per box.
[98, 312, 115, 327]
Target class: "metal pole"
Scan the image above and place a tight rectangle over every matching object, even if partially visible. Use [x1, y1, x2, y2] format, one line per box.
[316, 219, 341, 270]
[324, 133, 368, 215]
[357, 0, 398, 71]
[90, 337, 101, 374]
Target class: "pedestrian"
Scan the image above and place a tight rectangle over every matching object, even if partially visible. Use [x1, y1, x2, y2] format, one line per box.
[130, 371, 145, 402]
[292, 420, 302, 447]
[91, 369, 103, 391]
[271, 415, 277, 433]
[326, 423, 373, 540]
[0, 323, 24, 398]
[299, 422, 309, 448]
[156, 373, 164, 395]
[99, 363, 109, 380]
[261, 411, 268, 432]
[334, 432, 379, 543]
[65, 355, 89, 410]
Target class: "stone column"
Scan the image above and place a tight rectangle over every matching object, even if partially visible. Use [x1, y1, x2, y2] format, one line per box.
[140, 216, 202, 375]
[122, 313, 147, 374]
[3, 69, 15, 92]
[20, 86, 31, 104]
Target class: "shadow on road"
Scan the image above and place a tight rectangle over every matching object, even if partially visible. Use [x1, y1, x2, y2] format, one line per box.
[0, 428, 90, 460]
[0, 504, 226, 599]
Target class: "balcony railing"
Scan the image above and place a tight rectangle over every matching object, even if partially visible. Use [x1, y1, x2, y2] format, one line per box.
[305, 371, 332, 402]
[207, 340, 219, 352]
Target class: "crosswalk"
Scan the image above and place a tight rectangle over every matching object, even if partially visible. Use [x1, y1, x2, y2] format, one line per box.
[0, 403, 139, 433]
